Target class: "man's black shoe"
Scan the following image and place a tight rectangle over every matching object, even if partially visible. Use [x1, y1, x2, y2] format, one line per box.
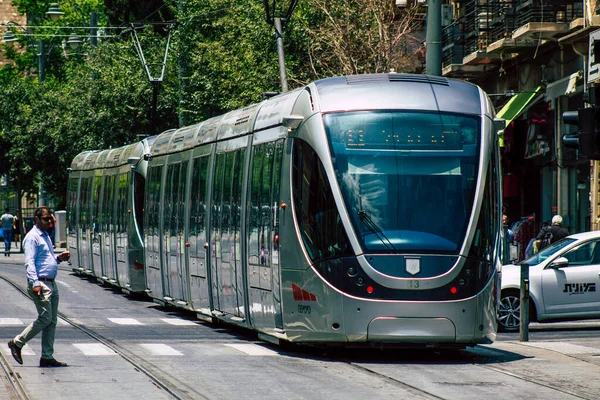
[39, 358, 67, 368]
[8, 340, 23, 365]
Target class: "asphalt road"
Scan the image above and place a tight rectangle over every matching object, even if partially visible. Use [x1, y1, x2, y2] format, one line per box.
[2, 253, 600, 400]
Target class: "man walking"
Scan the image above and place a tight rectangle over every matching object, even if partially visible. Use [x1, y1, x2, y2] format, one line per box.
[535, 214, 570, 251]
[8, 207, 70, 367]
[1, 208, 14, 256]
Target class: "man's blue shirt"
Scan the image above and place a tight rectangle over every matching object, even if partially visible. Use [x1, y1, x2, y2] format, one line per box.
[24, 225, 58, 286]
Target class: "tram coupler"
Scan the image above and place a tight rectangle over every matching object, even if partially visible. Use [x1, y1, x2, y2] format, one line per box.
[520, 263, 529, 342]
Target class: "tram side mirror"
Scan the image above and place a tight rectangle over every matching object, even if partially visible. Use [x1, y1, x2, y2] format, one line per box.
[282, 115, 304, 135]
[143, 153, 152, 161]
[494, 118, 506, 134]
[127, 156, 140, 165]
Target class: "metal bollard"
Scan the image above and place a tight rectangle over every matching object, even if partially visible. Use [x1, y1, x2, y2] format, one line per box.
[520, 262, 529, 341]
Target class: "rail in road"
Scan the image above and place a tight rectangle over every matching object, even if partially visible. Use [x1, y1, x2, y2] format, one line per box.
[1, 258, 600, 399]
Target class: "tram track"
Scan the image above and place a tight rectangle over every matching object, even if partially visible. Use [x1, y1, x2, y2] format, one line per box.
[4, 263, 597, 400]
[0, 274, 209, 400]
[344, 350, 596, 400]
[0, 347, 30, 400]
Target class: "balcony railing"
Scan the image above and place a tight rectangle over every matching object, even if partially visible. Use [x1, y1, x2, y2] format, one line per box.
[514, 0, 582, 26]
[442, 0, 584, 67]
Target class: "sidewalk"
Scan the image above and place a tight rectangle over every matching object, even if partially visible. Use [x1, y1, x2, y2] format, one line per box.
[3, 245, 67, 261]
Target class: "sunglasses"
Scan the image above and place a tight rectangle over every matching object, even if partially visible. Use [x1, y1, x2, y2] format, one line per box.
[40, 217, 53, 222]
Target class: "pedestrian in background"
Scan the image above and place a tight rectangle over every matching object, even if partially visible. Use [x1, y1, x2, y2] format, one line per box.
[1, 208, 14, 257]
[535, 215, 569, 251]
[47, 212, 56, 247]
[502, 215, 514, 264]
[7, 206, 71, 368]
[515, 214, 538, 262]
[13, 210, 22, 251]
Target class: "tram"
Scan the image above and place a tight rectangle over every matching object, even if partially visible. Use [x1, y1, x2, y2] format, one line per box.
[68, 73, 504, 347]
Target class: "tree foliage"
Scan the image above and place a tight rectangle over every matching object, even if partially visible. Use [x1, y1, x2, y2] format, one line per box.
[0, 0, 423, 208]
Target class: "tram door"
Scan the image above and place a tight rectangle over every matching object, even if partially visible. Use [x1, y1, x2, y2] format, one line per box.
[163, 162, 188, 302]
[78, 177, 92, 271]
[247, 140, 284, 329]
[115, 172, 129, 287]
[91, 174, 103, 277]
[189, 154, 211, 312]
[145, 165, 163, 299]
[67, 175, 80, 268]
[211, 149, 246, 318]
[101, 175, 117, 281]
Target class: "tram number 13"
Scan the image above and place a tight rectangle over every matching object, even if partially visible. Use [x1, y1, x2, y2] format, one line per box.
[297, 305, 312, 314]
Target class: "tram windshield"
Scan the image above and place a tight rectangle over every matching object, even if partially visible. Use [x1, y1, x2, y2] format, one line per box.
[324, 110, 480, 254]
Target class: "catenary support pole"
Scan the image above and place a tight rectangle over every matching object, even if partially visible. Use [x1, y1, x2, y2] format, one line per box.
[425, 0, 442, 76]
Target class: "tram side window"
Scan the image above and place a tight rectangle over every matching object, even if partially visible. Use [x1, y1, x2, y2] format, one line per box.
[134, 171, 145, 233]
[67, 176, 78, 233]
[80, 177, 89, 232]
[145, 166, 162, 237]
[222, 152, 234, 242]
[292, 140, 352, 263]
[232, 148, 245, 259]
[248, 143, 275, 267]
[93, 176, 102, 233]
[190, 156, 208, 238]
[469, 162, 495, 260]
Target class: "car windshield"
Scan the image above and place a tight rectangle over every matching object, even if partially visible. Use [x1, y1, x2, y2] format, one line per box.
[519, 237, 576, 266]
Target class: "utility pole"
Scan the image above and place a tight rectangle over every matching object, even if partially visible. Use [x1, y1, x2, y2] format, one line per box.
[263, 0, 298, 93]
[38, 39, 46, 82]
[425, 0, 442, 76]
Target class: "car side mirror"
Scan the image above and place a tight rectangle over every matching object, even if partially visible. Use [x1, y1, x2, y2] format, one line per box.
[549, 256, 569, 269]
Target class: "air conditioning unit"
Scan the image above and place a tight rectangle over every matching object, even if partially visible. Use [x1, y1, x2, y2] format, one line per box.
[442, 4, 454, 26]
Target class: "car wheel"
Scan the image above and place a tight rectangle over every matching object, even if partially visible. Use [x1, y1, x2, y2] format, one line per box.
[498, 290, 521, 332]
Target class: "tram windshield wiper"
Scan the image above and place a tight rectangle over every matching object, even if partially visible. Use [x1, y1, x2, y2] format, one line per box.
[357, 205, 397, 253]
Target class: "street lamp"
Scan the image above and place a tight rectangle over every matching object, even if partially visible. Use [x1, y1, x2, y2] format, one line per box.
[46, 1, 98, 49]
[46, 3, 65, 22]
[1, 22, 48, 82]
[263, 0, 299, 93]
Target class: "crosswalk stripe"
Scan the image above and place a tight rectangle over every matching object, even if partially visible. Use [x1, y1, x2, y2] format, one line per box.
[73, 343, 116, 356]
[21, 344, 36, 356]
[160, 318, 197, 326]
[0, 318, 24, 325]
[1, 344, 35, 356]
[224, 343, 279, 356]
[107, 318, 144, 325]
[139, 344, 183, 355]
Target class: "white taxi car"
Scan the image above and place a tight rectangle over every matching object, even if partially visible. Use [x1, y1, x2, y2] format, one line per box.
[499, 231, 600, 331]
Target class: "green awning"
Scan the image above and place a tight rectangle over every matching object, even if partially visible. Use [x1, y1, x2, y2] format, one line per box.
[497, 86, 542, 147]
[497, 86, 543, 125]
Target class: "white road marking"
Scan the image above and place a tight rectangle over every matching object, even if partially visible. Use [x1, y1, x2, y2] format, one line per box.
[73, 343, 116, 356]
[224, 343, 279, 356]
[160, 318, 196, 326]
[21, 344, 36, 355]
[2, 344, 35, 356]
[0, 318, 23, 325]
[139, 344, 183, 356]
[107, 318, 144, 325]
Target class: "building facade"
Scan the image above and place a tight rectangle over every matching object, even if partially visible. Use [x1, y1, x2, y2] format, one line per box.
[0, 0, 26, 65]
